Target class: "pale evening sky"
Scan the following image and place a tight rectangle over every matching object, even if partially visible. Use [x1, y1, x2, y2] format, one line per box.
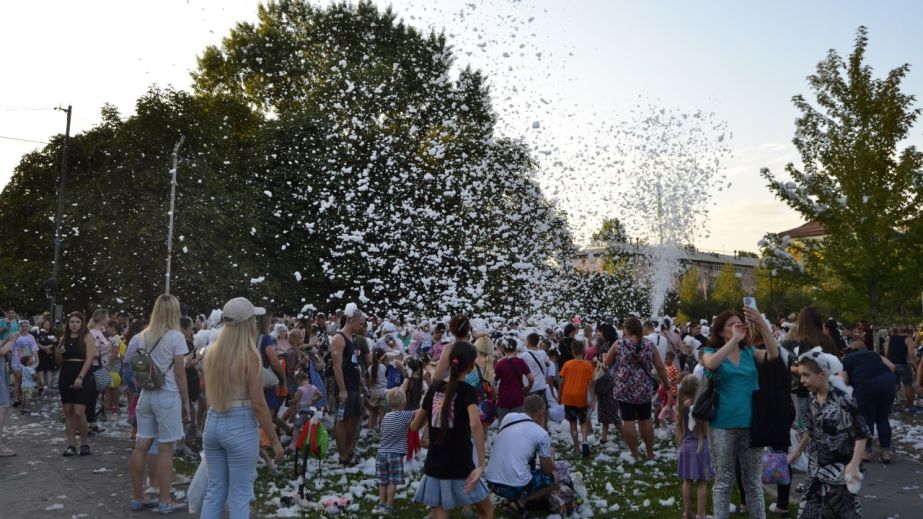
[1, 1, 921, 253]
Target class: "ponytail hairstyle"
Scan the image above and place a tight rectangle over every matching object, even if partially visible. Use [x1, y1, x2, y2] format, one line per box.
[370, 347, 386, 384]
[436, 341, 477, 445]
[448, 314, 471, 340]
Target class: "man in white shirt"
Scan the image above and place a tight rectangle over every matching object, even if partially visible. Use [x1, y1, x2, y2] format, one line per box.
[485, 395, 557, 514]
[519, 333, 553, 428]
[644, 321, 668, 362]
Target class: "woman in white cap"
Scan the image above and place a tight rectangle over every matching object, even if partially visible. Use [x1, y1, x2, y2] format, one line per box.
[200, 297, 282, 519]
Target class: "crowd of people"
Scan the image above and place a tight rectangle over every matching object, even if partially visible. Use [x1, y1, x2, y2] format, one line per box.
[1, 299, 922, 518]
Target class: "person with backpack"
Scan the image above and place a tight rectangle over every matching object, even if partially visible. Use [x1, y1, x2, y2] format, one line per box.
[485, 394, 557, 518]
[127, 295, 190, 514]
[200, 297, 282, 519]
[519, 333, 552, 415]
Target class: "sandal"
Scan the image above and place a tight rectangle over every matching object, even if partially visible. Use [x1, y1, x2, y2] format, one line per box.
[63, 445, 77, 457]
[503, 500, 527, 518]
[80, 444, 92, 456]
[880, 453, 892, 464]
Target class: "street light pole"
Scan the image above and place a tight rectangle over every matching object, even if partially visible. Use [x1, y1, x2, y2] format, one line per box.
[164, 135, 185, 295]
[49, 105, 72, 323]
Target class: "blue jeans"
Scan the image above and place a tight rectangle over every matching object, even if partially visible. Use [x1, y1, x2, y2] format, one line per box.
[201, 406, 259, 519]
[855, 371, 896, 449]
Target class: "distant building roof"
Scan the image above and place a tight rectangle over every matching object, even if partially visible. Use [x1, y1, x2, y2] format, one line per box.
[574, 245, 760, 268]
[779, 221, 826, 239]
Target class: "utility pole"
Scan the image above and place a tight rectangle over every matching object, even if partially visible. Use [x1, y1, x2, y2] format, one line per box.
[164, 135, 185, 294]
[48, 105, 72, 323]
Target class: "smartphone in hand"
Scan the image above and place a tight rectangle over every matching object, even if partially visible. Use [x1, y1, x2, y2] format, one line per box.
[743, 296, 757, 309]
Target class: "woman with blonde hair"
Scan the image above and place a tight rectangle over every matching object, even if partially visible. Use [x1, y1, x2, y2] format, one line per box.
[128, 295, 190, 514]
[201, 297, 282, 519]
[466, 335, 495, 388]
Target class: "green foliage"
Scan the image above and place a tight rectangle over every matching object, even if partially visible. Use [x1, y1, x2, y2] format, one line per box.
[0, 88, 271, 314]
[192, 0, 576, 318]
[711, 262, 744, 311]
[0, 1, 584, 319]
[761, 27, 923, 323]
[592, 217, 629, 243]
[677, 266, 710, 321]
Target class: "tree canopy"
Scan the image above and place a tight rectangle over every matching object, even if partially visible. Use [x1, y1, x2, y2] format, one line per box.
[761, 27, 923, 323]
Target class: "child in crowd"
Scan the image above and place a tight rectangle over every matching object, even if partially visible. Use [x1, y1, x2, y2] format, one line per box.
[259, 427, 278, 473]
[401, 358, 428, 460]
[494, 338, 533, 422]
[544, 343, 560, 400]
[376, 387, 417, 514]
[283, 372, 321, 449]
[19, 354, 36, 415]
[560, 340, 595, 457]
[401, 357, 428, 411]
[658, 351, 680, 424]
[367, 348, 389, 433]
[675, 376, 713, 519]
[410, 341, 493, 518]
[789, 348, 867, 519]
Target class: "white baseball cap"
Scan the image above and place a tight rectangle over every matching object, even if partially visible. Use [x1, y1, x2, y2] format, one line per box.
[222, 297, 265, 325]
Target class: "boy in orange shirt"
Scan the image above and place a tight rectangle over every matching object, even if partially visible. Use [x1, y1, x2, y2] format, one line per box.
[560, 339, 595, 457]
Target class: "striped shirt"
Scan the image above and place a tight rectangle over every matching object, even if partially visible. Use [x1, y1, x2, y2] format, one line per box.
[378, 410, 416, 455]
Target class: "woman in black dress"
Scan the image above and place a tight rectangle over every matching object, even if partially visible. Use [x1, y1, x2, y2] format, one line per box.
[36, 320, 57, 394]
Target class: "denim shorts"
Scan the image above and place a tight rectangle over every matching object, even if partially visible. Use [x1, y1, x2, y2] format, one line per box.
[136, 389, 184, 443]
[488, 469, 556, 501]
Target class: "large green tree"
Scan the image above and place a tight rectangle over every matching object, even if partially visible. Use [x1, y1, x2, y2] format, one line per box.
[193, 0, 575, 317]
[0, 88, 268, 314]
[761, 27, 923, 323]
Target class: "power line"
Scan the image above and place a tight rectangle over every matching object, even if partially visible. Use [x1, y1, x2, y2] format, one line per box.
[0, 135, 49, 144]
[0, 107, 56, 112]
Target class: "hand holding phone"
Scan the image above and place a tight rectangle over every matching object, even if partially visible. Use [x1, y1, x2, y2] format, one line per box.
[743, 296, 757, 310]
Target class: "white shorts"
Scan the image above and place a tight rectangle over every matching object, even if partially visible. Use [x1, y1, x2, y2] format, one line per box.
[136, 389, 184, 443]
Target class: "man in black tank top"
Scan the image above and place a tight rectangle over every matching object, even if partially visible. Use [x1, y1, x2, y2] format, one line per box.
[885, 328, 917, 407]
[331, 305, 366, 465]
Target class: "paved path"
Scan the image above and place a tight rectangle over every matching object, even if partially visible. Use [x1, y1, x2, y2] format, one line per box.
[765, 451, 923, 519]
[0, 393, 203, 519]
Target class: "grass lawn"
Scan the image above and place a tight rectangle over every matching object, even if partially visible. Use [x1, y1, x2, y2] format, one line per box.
[238, 421, 717, 518]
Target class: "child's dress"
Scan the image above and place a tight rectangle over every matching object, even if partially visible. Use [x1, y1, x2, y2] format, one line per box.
[676, 410, 714, 481]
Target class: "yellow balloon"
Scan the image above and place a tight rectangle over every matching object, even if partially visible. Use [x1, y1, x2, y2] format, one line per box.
[109, 371, 121, 388]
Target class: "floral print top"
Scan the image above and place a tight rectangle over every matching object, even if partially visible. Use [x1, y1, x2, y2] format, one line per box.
[611, 337, 657, 404]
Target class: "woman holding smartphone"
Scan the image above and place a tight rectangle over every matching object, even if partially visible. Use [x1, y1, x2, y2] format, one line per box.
[701, 300, 779, 519]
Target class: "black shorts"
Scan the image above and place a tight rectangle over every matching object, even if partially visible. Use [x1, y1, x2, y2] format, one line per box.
[564, 405, 588, 424]
[59, 362, 94, 406]
[618, 401, 652, 421]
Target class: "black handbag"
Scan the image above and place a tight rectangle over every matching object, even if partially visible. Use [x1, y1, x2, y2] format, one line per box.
[691, 376, 719, 421]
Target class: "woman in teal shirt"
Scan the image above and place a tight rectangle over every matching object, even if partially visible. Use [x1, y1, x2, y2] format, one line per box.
[702, 305, 779, 519]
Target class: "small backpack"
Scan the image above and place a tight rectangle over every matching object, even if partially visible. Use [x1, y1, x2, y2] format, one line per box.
[385, 364, 404, 389]
[131, 335, 171, 390]
[474, 365, 497, 426]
